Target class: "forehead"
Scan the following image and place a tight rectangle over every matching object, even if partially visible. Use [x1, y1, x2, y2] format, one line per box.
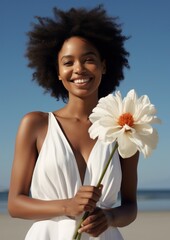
[58, 36, 100, 58]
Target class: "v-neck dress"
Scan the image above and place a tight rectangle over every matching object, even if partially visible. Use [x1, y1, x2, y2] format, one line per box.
[25, 112, 123, 240]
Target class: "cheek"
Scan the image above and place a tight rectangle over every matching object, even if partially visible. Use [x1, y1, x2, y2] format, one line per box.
[92, 61, 104, 72]
[93, 65, 104, 79]
[87, 64, 101, 75]
[58, 67, 71, 80]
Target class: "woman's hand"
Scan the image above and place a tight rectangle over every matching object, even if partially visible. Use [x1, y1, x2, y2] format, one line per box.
[77, 207, 112, 237]
[67, 185, 102, 217]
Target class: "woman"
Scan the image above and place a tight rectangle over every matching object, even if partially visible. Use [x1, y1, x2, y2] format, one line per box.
[8, 6, 139, 240]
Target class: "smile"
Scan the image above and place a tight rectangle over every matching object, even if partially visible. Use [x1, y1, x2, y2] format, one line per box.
[71, 78, 92, 84]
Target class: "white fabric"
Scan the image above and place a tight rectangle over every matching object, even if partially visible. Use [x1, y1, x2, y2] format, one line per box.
[25, 112, 123, 240]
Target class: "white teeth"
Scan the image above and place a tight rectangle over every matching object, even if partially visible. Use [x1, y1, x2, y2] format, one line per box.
[73, 79, 90, 84]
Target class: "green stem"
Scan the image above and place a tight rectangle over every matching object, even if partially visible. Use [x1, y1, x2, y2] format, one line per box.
[96, 142, 118, 187]
[77, 233, 82, 240]
[72, 142, 118, 240]
[72, 212, 89, 239]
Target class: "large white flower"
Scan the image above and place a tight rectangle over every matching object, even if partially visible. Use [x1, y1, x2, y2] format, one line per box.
[88, 89, 161, 158]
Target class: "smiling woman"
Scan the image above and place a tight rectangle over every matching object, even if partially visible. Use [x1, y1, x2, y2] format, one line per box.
[8, 5, 138, 240]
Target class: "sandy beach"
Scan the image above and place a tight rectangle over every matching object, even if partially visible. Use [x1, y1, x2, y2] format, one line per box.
[0, 211, 169, 240]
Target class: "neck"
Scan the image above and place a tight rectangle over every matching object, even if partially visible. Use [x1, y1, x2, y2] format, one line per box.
[65, 94, 98, 121]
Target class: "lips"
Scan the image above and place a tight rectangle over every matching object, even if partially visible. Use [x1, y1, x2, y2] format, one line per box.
[70, 78, 92, 84]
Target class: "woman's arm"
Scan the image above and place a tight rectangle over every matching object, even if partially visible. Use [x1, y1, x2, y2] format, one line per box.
[8, 112, 101, 220]
[109, 151, 139, 227]
[8, 112, 58, 220]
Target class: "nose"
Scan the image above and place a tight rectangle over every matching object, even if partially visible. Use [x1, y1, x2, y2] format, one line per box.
[74, 61, 86, 75]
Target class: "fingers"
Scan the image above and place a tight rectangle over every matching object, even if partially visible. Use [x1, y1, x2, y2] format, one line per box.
[78, 185, 102, 199]
[69, 185, 103, 217]
[77, 185, 102, 211]
[78, 208, 109, 237]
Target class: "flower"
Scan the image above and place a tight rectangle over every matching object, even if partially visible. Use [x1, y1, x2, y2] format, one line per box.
[88, 89, 161, 158]
[73, 89, 161, 239]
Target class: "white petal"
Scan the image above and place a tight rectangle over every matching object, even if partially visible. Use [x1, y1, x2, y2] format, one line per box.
[134, 123, 153, 135]
[88, 121, 101, 139]
[150, 116, 162, 124]
[138, 128, 159, 149]
[100, 126, 123, 143]
[129, 129, 159, 157]
[127, 89, 138, 101]
[123, 97, 136, 115]
[128, 132, 145, 150]
[99, 117, 118, 127]
[117, 132, 138, 158]
[138, 95, 150, 105]
[141, 145, 153, 158]
[89, 109, 112, 123]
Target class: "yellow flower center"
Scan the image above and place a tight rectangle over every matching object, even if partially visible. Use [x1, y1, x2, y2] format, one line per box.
[118, 113, 134, 127]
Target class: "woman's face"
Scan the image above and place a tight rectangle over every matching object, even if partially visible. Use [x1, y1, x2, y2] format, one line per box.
[58, 36, 105, 99]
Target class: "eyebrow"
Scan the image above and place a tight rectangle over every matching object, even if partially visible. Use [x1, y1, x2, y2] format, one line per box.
[60, 51, 97, 61]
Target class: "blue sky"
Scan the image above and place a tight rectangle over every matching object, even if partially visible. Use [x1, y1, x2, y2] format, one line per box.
[0, 0, 170, 190]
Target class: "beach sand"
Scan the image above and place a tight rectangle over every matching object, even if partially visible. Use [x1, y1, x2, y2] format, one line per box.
[0, 211, 169, 240]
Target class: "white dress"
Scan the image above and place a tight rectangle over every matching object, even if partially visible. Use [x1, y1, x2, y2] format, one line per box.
[25, 112, 124, 240]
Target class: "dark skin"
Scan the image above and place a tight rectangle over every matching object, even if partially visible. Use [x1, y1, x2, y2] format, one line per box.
[8, 37, 138, 237]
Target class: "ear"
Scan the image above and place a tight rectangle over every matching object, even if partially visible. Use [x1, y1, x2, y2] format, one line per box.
[58, 74, 62, 81]
[102, 60, 106, 74]
[57, 66, 62, 80]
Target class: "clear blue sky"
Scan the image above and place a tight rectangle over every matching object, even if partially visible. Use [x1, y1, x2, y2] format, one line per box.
[0, 0, 170, 190]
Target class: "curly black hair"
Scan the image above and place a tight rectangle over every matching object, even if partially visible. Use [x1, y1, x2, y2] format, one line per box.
[26, 6, 130, 101]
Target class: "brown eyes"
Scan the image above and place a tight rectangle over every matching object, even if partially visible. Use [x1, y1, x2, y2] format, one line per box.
[63, 61, 72, 66]
[85, 58, 95, 63]
[63, 58, 95, 66]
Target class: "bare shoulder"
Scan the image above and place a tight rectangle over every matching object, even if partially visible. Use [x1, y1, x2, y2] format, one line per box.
[20, 111, 48, 126]
[18, 111, 49, 138]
